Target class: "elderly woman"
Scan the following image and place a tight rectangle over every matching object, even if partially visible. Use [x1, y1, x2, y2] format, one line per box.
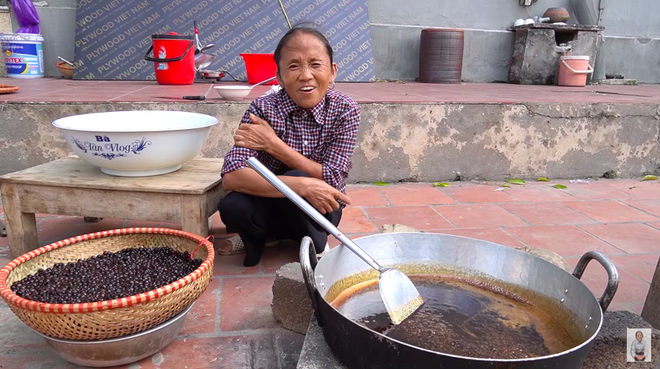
[631, 330, 648, 361]
[217, 23, 360, 267]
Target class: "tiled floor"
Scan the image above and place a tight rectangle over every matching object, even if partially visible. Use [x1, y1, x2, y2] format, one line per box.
[1, 77, 660, 104]
[1, 178, 659, 368]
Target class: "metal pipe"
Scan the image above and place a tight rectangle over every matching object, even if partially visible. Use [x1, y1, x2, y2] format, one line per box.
[592, 0, 607, 81]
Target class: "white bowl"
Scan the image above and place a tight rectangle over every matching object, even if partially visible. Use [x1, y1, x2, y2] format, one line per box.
[213, 85, 254, 101]
[52, 111, 218, 177]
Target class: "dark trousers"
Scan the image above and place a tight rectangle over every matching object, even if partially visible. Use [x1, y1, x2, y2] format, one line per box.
[218, 170, 342, 266]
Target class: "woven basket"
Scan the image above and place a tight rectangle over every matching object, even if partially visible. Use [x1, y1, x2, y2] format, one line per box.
[0, 84, 19, 94]
[0, 228, 214, 341]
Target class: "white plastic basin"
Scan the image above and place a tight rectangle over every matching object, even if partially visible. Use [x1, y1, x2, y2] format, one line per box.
[52, 110, 218, 177]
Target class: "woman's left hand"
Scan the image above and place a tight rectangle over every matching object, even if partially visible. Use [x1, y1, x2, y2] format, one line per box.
[234, 114, 278, 152]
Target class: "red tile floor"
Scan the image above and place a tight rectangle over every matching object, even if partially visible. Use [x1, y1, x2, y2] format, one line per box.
[1, 77, 660, 368]
[2, 178, 660, 368]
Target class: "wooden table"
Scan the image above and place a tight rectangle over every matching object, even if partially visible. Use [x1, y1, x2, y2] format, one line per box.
[0, 157, 226, 258]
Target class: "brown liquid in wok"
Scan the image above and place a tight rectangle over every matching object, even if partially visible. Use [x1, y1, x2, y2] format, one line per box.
[331, 275, 580, 360]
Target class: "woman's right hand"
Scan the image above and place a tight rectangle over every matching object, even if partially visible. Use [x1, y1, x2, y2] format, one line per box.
[299, 177, 352, 214]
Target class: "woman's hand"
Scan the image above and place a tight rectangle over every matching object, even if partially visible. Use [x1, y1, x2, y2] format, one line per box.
[234, 114, 278, 152]
[300, 177, 352, 214]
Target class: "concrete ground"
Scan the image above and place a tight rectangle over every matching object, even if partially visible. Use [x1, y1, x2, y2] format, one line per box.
[1, 78, 659, 368]
[1, 178, 660, 368]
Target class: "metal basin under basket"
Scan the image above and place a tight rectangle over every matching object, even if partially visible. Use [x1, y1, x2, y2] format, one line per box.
[37, 302, 194, 367]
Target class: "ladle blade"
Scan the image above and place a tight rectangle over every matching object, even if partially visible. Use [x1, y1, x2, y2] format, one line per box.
[379, 268, 424, 324]
[246, 157, 423, 324]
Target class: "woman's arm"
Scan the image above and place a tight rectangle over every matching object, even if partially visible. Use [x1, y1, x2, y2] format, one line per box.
[254, 102, 361, 187]
[248, 113, 324, 180]
[223, 167, 351, 213]
[222, 167, 305, 197]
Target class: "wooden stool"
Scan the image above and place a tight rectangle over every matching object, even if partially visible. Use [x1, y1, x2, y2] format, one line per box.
[0, 156, 226, 258]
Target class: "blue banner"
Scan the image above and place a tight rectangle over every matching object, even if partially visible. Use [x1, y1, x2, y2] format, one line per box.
[73, 0, 375, 82]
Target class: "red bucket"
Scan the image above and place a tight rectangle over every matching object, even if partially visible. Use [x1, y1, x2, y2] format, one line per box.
[240, 53, 278, 85]
[144, 32, 195, 85]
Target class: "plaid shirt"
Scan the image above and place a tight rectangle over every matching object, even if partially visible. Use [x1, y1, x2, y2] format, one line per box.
[221, 88, 360, 195]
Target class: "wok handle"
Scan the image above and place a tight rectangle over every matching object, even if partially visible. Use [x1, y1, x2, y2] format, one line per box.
[572, 251, 619, 312]
[300, 236, 323, 325]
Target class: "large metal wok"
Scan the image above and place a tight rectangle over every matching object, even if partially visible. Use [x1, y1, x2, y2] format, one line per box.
[300, 232, 618, 369]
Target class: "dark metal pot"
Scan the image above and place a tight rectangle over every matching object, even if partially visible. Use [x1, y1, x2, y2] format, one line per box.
[300, 232, 619, 369]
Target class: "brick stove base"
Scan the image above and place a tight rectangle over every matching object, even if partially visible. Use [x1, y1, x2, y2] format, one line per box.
[297, 315, 347, 369]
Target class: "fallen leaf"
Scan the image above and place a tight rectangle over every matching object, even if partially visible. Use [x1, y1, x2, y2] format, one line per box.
[502, 184, 511, 188]
[373, 182, 388, 186]
[433, 182, 449, 187]
[537, 177, 549, 182]
[552, 184, 567, 189]
[629, 186, 637, 190]
[642, 175, 658, 181]
[506, 178, 526, 185]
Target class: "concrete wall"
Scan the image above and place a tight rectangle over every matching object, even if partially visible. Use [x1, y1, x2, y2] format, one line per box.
[369, 0, 660, 83]
[598, 0, 660, 83]
[4, 0, 660, 83]
[1, 102, 659, 182]
[369, 0, 574, 83]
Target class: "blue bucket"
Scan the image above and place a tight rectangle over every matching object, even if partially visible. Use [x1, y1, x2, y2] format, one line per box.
[1, 33, 44, 78]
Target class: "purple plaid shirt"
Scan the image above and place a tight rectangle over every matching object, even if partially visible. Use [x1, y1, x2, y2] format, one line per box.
[221, 88, 360, 195]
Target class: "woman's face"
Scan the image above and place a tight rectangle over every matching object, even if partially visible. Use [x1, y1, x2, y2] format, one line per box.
[276, 33, 337, 109]
[637, 332, 643, 341]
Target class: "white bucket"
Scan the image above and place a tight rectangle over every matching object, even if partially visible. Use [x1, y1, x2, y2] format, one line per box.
[0, 33, 45, 78]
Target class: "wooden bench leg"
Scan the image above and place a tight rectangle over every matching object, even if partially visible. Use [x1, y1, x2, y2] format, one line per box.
[641, 256, 660, 328]
[1, 183, 39, 258]
[181, 195, 209, 237]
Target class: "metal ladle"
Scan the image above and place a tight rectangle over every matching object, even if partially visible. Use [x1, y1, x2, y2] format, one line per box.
[57, 56, 74, 66]
[246, 157, 424, 325]
[250, 76, 276, 87]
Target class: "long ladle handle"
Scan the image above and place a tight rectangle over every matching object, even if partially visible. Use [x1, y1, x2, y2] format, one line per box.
[247, 157, 383, 271]
[250, 76, 276, 87]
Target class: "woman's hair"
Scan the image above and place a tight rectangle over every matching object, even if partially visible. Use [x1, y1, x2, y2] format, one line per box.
[636, 330, 644, 337]
[273, 22, 334, 68]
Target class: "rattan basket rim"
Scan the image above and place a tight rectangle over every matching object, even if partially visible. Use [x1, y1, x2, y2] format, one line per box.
[0, 227, 215, 313]
[0, 84, 19, 94]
